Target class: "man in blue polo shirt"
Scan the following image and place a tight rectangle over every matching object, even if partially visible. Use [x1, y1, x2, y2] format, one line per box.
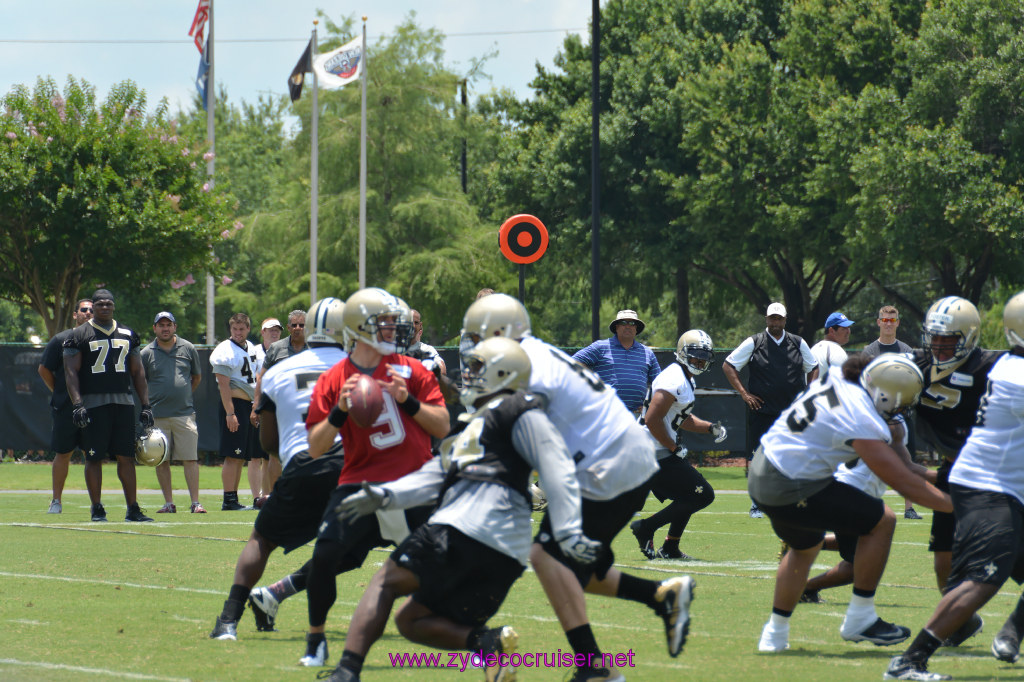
[573, 309, 661, 414]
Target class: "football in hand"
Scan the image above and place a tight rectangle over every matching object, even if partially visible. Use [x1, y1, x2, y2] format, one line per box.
[348, 374, 385, 428]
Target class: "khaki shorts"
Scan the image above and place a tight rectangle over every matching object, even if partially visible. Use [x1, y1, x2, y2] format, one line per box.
[154, 414, 199, 462]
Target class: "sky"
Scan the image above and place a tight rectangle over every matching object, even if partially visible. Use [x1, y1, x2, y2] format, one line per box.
[0, 1, 591, 114]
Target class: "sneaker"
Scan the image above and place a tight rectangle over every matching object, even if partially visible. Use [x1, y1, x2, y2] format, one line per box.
[47, 499, 62, 514]
[90, 503, 107, 522]
[157, 502, 176, 513]
[630, 520, 656, 560]
[125, 503, 154, 522]
[758, 621, 790, 652]
[209, 617, 238, 641]
[566, 668, 625, 682]
[300, 636, 328, 667]
[841, 617, 910, 646]
[253, 495, 268, 509]
[316, 666, 359, 682]
[221, 500, 248, 511]
[190, 502, 207, 513]
[991, 624, 1020, 663]
[248, 587, 280, 632]
[943, 613, 983, 647]
[904, 508, 922, 520]
[749, 503, 764, 519]
[654, 575, 694, 657]
[479, 624, 517, 682]
[657, 546, 695, 561]
[883, 655, 952, 680]
[799, 589, 822, 604]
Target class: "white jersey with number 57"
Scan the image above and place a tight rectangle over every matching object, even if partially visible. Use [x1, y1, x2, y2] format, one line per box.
[520, 335, 657, 499]
[761, 372, 891, 481]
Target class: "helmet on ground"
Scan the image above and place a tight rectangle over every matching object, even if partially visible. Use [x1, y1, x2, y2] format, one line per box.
[136, 427, 169, 467]
[342, 288, 413, 355]
[1003, 291, 1024, 350]
[305, 297, 345, 345]
[922, 296, 980, 370]
[860, 355, 924, 420]
[675, 329, 714, 375]
[459, 336, 532, 408]
[461, 294, 531, 345]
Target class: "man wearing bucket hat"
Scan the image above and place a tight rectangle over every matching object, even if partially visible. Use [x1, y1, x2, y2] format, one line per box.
[573, 309, 662, 414]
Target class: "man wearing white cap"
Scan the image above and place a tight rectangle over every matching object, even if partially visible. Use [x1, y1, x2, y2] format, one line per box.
[723, 302, 818, 518]
[572, 309, 662, 414]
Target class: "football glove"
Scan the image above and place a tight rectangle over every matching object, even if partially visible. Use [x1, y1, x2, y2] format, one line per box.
[335, 481, 390, 523]
[72, 403, 90, 429]
[710, 421, 727, 443]
[139, 404, 155, 429]
[558, 533, 602, 564]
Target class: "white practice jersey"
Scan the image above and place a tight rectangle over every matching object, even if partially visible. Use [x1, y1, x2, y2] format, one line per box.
[951, 354, 1024, 505]
[810, 339, 848, 381]
[210, 338, 263, 399]
[641, 362, 695, 457]
[836, 414, 908, 498]
[762, 372, 891, 481]
[258, 346, 346, 469]
[520, 335, 657, 499]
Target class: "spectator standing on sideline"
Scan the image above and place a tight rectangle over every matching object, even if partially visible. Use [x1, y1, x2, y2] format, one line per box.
[723, 302, 818, 518]
[210, 313, 263, 510]
[406, 309, 446, 376]
[862, 305, 920, 520]
[572, 309, 661, 414]
[141, 311, 204, 514]
[63, 289, 154, 523]
[810, 312, 855, 380]
[37, 298, 93, 513]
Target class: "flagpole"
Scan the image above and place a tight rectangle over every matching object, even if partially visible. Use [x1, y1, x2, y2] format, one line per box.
[205, 0, 216, 344]
[310, 21, 319, 305]
[358, 16, 368, 289]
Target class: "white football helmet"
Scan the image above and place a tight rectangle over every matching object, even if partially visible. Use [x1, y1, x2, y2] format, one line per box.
[922, 296, 980, 370]
[860, 354, 925, 420]
[459, 336, 532, 407]
[675, 329, 714, 375]
[305, 297, 346, 345]
[1004, 291, 1024, 349]
[342, 288, 413, 355]
[136, 427, 169, 467]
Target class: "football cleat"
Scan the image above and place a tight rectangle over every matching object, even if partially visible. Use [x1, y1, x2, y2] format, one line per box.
[904, 508, 922, 520]
[884, 655, 952, 681]
[125, 503, 154, 522]
[300, 636, 328, 667]
[943, 613, 982, 647]
[248, 587, 280, 632]
[566, 668, 626, 682]
[992, 627, 1021, 663]
[758, 621, 790, 652]
[657, 546, 695, 561]
[221, 500, 248, 511]
[799, 590, 822, 604]
[90, 503, 107, 522]
[157, 502, 176, 513]
[480, 625, 518, 682]
[209, 617, 238, 641]
[749, 504, 764, 519]
[841, 617, 910, 646]
[630, 520, 656, 560]
[47, 499, 62, 514]
[316, 666, 360, 681]
[654, 575, 694, 657]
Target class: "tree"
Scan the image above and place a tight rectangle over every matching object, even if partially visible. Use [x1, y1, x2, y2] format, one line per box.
[0, 77, 236, 335]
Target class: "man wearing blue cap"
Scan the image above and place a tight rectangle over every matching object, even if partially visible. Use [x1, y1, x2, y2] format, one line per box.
[141, 311, 204, 513]
[810, 312, 855, 380]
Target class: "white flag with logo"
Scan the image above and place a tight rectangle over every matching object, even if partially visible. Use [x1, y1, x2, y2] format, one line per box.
[313, 36, 363, 89]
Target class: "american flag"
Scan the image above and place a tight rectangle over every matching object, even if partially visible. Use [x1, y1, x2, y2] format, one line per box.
[188, 0, 211, 53]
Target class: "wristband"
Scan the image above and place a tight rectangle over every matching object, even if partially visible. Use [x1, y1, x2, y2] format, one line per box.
[328, 405, 348, 428]
[671, 445, 682, 456]
[142, 404, 151, 411]
[707, 423, 713, 434]
[399, 394, 421, 417]
[226, 413, 235, 417]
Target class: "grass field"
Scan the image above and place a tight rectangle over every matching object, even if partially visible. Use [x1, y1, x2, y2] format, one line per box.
[1, 461, 1020, 681]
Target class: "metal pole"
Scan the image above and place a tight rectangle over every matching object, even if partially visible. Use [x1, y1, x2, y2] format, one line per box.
[358, 17, 368, 288]
[310, 22, 319, 304]
[205, 0, 216, 344]
[590, 0, 601, 341]
[461, 79, 468, 194]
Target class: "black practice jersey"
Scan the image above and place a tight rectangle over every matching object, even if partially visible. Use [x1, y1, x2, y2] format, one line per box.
[63, 319, 141, 396]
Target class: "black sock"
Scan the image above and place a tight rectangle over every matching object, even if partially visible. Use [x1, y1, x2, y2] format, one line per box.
[224, 491, 238, 503]
[307, 631, 326, 644]
[220, 584, 248, 622]
[566, 624, 601, 659]
[852, 587, 875, 599]
[662, 537, 680, 552]
[772, 606, 793, 618]
[616, 573, 659, 609]
[1009, 593, 1024, 632]
[905, 628, 942, 663]
[339, 650, 364, 674]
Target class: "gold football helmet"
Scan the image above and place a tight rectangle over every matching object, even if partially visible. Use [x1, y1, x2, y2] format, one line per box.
[922, 296, 980, 370]
[305, 297, 346, 345]
[342, 288, 413, 355]
[675, 329, 714, 375]
[461, 293, 531, 345]
[136, 427, 170, 467]
[860, 354, 925, 419]
[459, 336, 532, 407]
[1004, 291, 1024, 349]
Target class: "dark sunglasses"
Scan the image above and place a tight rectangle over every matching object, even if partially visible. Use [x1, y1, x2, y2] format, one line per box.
[618, 320, 639, 327]
[79, 307, 93, 313]
[289, 323, 305, 328]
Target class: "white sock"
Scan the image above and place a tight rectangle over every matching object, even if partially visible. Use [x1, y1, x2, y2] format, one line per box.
[769, 612, 791, 630]
[843, 594, 877, 632]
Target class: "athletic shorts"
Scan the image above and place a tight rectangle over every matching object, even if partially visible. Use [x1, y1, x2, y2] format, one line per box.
[755, 479, 886, 551]
[835, 532, 858, 564]
[536, 481, 650, 587]
[946, 484, 1024, 590]
[51, 403, 84, 454]
[648, 454, 715, 509]
[929, 460, 956, 552]
[396, 523, 524, 627]
[81, 403, 135, 461]
[154, 414, 199, 462]
[254, 458, 345, 553]
[218, 398, 263, 461]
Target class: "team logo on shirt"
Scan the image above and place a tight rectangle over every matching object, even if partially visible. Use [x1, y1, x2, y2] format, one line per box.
[949, 372, 974, 387]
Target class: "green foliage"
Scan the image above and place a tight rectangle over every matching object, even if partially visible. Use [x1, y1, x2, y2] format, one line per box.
[0, 77, 236, 335]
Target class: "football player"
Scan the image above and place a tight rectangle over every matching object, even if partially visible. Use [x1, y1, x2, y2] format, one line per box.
[323, 337, 598, 682]
[912, 296, 1004, 647]
[297, 288, 449, 668]
[63, 289, 153, 523]
[751, 354, 951, 653]
[209, 298, 347, 641]
[886, 291, 1024, 681]
[460, 294, 693, 682]
[631, 330, 724, 560]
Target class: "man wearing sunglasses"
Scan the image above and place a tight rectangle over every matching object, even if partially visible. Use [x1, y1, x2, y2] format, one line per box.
[572, 309, 662, 415]
[864, 306, 913, 358]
